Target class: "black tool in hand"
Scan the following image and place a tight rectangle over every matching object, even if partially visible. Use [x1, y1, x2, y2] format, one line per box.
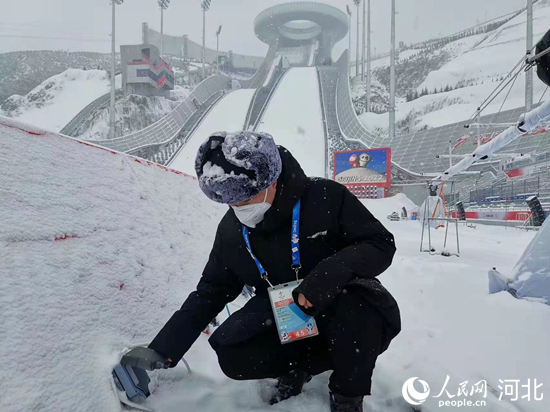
[120, 347, 170, 371]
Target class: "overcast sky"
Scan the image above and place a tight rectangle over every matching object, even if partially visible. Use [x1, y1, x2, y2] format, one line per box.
[1, 0, 527, 59]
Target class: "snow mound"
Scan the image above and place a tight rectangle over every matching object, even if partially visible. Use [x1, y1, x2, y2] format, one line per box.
[0, 116, 224, 412]
[170, 85, 192, 101]
[361, 193, 419, 222]
[0, 69, 118, 132]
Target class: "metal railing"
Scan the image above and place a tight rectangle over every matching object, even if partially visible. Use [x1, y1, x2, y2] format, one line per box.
[248, 67, 289, 131]
[60, 89, 123, 136]
[317, 66, 341, 178]
[316, 67, 330, 178]
[469, 172, 550, 203]
[147, 90, 226, 165]
[87, 75, 231, 154]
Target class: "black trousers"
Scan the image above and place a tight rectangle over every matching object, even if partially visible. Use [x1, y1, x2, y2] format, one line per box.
[209, 289, 389, 398]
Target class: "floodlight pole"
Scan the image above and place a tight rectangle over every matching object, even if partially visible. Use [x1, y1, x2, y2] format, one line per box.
[161, 7, 164, 57]
[355, 0, 360, 77]
[526, 0, 534, 111]
[361, 0, 366, 80]
[216, 26, 222, 74]
[109, 0, 118, 139]
[389, 0, 396, 140]
[158, 1, 170, 58]
[366, 0, 371, 112]
[202, 5, 206, 79]
[449, 140, 452, 169]
[346, 6, 352, 71]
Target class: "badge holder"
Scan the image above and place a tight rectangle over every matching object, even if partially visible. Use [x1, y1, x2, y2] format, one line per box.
[267, 279, 318, 344]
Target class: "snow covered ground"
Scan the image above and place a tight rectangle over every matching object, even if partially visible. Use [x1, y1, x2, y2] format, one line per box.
[358, 0, 550, 133]
[258, 67, 326, 178]
[0, 69, 122, 133]
[1, 117, 549, 412]
[169, 89, 256, 175]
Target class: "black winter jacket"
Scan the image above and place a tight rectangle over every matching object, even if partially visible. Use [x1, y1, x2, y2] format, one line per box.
[149, 147, 400, 365]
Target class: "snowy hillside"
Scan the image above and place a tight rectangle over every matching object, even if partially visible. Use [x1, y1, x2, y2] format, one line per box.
[2, 116, 549, 412]
[75, 94, 178, 141]
[0, 50, 116, 104]
[0, 69, 121, 132]
[357, 0, 550, 135]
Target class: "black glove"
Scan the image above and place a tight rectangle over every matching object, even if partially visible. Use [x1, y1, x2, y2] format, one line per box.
[120, 347, 170, 371]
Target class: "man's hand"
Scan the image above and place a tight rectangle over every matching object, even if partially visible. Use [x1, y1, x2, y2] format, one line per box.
[121, 347, 171, 371]
[297, 293, 313, 309]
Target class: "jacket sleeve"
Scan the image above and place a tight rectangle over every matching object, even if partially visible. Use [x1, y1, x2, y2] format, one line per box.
[293, 186, 396, 316]
[148, 229, 244, 365]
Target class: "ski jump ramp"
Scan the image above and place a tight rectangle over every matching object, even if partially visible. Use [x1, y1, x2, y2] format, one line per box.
[257, 67, 326, 177]
[169, 89, 256, 175]
[169, 67, 326, 178]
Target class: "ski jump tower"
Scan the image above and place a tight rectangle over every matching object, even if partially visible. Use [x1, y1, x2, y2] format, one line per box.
[254, 2, 348, 65]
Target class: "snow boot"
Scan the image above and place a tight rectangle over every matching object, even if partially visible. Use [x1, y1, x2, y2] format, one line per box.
[330, 393, 364, 412]
[268, 369, 312, 405]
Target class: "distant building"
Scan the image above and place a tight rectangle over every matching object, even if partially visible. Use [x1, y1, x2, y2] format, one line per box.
[120, 44, 174, 98]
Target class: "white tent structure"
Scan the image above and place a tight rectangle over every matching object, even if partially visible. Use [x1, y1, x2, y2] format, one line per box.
[489, 217, 550, 304]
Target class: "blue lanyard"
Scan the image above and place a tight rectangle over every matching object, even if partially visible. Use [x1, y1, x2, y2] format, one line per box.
[242, 200, 301, 286]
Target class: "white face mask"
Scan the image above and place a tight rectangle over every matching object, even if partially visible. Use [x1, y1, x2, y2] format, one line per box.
[231, 188, 272, 228]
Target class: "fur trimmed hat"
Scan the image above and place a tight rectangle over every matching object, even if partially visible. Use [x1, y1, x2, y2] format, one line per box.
[195, 131, 282, 204]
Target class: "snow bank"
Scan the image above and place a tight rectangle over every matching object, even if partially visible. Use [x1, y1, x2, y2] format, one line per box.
[0, 69, 121, 133]
[361, 193, 419, 222]
[170, 85, 192, 101]
[0, 116, 225, 412]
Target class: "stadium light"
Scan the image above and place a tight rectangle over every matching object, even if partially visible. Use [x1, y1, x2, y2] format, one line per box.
[366, 0, 371, 112]
[216, 25, 222, 74]
[353, 0, 361, 77]
[201, 0, 213, 79]
[158, 0, 170, 57]
[346, 6, 352, 69]
[109, 0, 124, 139]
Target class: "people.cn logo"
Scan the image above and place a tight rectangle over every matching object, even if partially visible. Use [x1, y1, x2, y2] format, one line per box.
[402, 377, 430, 405]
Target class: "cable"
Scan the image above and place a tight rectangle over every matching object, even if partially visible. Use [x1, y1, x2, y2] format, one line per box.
[496, 67, 521, 115]
[537, 86, 549, 105]
[471, 59, 526, 120]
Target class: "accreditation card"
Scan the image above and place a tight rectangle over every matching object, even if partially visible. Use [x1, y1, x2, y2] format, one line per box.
[267, 280, 319, 344]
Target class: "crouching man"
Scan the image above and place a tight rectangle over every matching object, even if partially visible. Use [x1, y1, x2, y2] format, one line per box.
[149, 131, 401, 412]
